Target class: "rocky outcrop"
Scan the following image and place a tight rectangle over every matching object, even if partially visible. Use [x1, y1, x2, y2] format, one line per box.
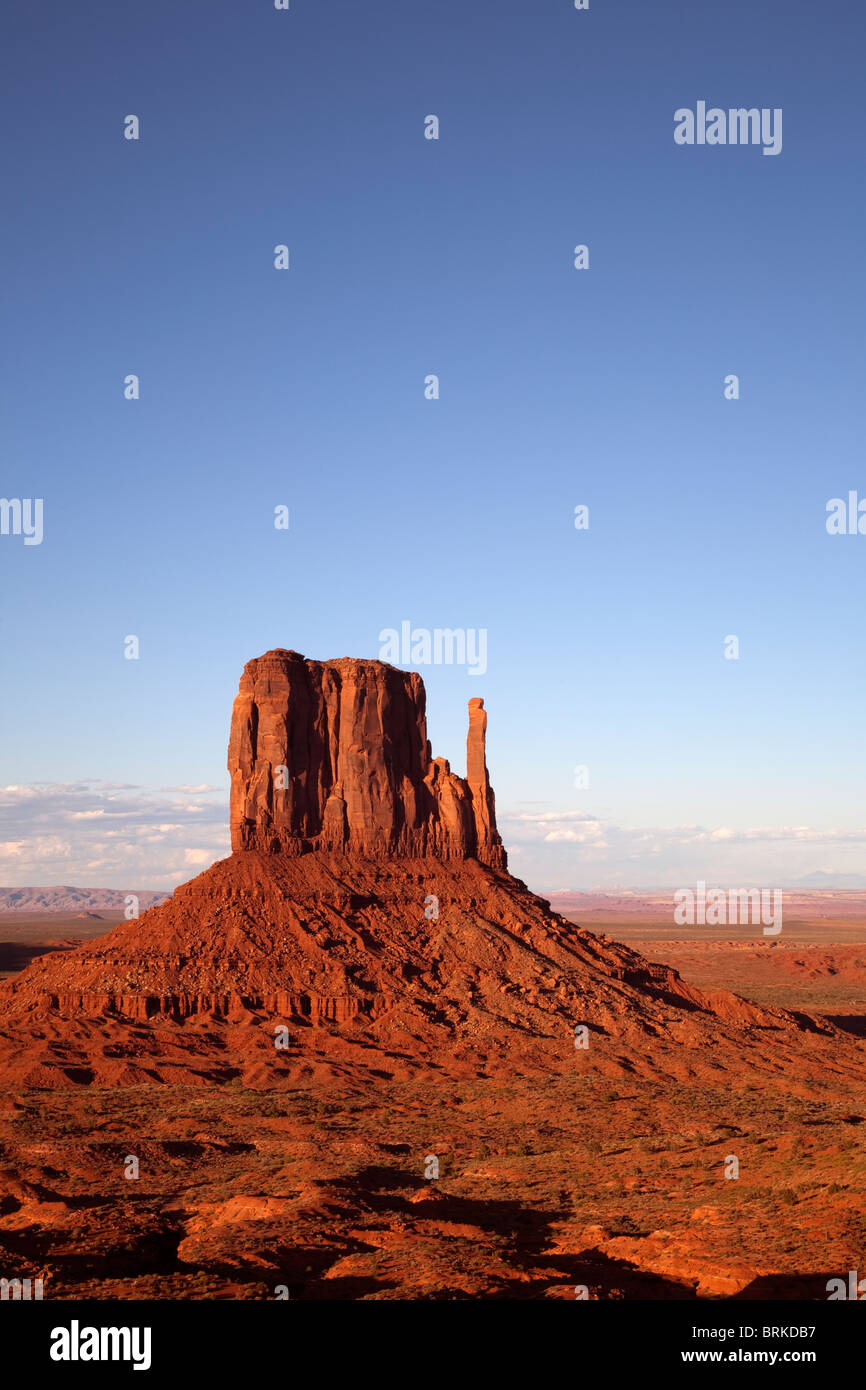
[0, 849, 849, 1091]
[228, 650, 506, 869]
[0, 650, 859, 1095]
[466, 697, 501, 868]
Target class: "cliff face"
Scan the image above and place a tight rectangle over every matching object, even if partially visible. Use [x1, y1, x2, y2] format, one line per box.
[227, 649, 506, 869]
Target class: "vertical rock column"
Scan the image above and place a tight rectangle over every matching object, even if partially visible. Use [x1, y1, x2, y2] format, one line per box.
[466, 698, 507, 870]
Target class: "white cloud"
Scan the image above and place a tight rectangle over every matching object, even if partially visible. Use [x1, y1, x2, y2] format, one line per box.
[3, 782, 864, 894]
[161, 784, 220, 794]
[499, 807, 866, 890]
[0, 783, 229, 888]
[183, 848, 212, 866]
[0, 835, 72, 863]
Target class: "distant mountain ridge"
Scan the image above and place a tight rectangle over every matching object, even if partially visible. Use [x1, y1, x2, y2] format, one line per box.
[0, 886, 171, 913]
[549, 888, 866, 919]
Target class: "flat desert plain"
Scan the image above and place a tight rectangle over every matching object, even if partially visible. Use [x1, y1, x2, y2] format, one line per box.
[551, 892, 866, 1025]
[0, 913, 126, 982]
[0, 891, 864, 1302]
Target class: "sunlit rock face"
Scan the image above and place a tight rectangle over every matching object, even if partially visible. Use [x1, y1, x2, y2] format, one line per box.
[228, 649, 506, 869]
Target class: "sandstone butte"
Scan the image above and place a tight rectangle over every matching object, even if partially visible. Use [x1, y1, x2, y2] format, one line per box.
[228, 650, 506, 868]
[0, 648, 862, 1094]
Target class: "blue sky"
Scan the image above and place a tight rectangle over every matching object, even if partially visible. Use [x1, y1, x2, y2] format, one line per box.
[2, 0, 865, 891]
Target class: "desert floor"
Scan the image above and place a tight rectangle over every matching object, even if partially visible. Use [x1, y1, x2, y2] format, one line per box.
[1, 907, 864, 1301]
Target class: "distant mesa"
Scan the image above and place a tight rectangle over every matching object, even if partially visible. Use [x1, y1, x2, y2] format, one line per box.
[0, 887, 170, 915]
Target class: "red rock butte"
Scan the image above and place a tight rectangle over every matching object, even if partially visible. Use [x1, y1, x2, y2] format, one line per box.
[0, 648, 862, 1094]
[229, 650, 505, 868]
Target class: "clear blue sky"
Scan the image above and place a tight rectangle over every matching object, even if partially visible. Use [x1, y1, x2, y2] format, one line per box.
[2, 0, 865, 891]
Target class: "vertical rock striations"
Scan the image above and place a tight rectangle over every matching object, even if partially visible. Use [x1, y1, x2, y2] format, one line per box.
[466, 697, 506, 870]
[228, 649, 506, 868]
